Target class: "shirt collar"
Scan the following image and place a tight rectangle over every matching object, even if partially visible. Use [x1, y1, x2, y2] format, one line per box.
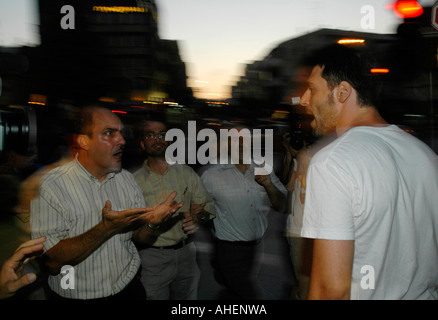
[74, 154, 116, 183]
[142, 158, 175, 175]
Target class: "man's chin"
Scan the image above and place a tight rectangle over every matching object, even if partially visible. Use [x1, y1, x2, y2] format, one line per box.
[110, 162, 123, 173]
[148, 150, 166, 158]
[310, 121, 321, 137]
[312, 129, 323, 138]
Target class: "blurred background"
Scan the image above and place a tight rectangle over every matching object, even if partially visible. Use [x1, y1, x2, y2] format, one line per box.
[1, 0, 437, 170]
[0, 0, 437, 299]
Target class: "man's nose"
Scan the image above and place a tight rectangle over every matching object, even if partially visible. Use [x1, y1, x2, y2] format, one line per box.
[117, 131, 126, 145]
[300, 89, 310, 107]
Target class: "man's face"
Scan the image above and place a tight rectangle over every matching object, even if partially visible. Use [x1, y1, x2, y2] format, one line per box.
[300, 65, 339, 137]
[140, 121, 168, 157]
[86, 109, 126, 176]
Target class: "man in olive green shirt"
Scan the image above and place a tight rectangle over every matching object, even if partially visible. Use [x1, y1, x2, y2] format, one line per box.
[134, 120, 214, 300]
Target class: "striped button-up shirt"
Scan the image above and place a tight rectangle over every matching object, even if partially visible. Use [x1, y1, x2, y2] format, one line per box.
[134, 161, 214, 247]
[30, 157, 146, 299]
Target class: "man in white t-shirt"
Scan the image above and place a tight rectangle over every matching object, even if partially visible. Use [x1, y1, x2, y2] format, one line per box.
[299, 44, 438, 300]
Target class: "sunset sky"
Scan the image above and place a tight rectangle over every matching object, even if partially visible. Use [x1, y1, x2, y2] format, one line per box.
[0, 0, 436, 99]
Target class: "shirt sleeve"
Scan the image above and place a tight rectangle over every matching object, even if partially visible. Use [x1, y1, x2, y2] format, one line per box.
[30, 186, 69, 252]
[199, 169, 215, 217]
[301, 158, 355, 240]
[269, 170, 288, 197]
[189, 168, 215, 218]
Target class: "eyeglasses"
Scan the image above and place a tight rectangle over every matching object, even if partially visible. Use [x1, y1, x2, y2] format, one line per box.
[144, 132, 166, 140]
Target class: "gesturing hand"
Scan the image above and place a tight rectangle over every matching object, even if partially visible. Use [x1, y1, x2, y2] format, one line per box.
[255, 168, 272, 187]
[102, 201, 154, 235]
[190, 203, 206, 215]
[102, 192, 182, 235]
[182, 203, 206, 234]
[0, 236, 46, 300]
[148, 191, 183, 225]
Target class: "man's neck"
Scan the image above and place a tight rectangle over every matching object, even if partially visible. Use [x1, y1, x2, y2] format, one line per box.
[337, 105, 388, 136]
[77, 152, 108, 182]
[146, 156, 169, 175]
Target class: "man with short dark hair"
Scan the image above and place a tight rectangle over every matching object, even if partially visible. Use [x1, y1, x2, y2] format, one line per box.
[299, 44, 438, 300]
[31, 107, 181, 300]
[134, 120, 214, 300]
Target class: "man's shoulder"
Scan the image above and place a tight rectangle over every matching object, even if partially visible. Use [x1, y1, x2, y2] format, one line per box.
[199, 164, 231, 185]
[39, 160, 76, 186]
[115, 168, 137, 182]
[200, 164, 227, 176]
[132, 165, 145, 178]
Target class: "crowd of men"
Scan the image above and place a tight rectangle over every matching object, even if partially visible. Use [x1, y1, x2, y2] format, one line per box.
[1, 44, 437, 301]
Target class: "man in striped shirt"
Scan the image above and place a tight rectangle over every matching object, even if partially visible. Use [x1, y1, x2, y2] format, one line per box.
[30, 107, 181, 300]
[134, 119, 214, 300]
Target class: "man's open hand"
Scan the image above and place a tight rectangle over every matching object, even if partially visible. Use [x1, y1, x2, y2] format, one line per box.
[148, 191, 183, 225]
[0, 236, 46, 300]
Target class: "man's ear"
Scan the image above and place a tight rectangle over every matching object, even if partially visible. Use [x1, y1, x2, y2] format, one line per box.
[336, 81, 353, 103]
[140, 140, 145, 151]
[77, 134, 90, 151]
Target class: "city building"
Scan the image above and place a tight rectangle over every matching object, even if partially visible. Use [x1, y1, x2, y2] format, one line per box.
[32, 0, 192, 107]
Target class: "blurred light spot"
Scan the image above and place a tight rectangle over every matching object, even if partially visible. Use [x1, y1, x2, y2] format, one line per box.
[337, 39, 365, 45]
[390, 0, 423, 19]
[370, 68, 390, 73]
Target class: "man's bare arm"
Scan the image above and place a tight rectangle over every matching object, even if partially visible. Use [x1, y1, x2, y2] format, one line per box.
[307, 239, 354, 300]
[255, 174, 286, 213]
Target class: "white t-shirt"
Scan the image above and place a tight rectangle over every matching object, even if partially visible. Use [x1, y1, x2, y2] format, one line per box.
[301, 125, 438, 300]
[286, 158, 307, 237]
[286, 135, 336, 237]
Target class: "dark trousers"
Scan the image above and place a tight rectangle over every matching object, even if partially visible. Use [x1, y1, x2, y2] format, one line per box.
[49, 276, 146, 301]
[215, 238, 263, 300]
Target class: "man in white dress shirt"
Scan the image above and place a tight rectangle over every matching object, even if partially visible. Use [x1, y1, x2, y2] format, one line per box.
[201, 126, 287, 299]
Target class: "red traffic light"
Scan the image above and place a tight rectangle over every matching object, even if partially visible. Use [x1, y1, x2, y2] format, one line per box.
[390, 0, 424, 19]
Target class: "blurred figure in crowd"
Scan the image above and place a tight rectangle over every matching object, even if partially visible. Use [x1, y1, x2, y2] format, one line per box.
[30, 106, 182, 300]
[0, 236, 45, 300]
[299, 44, 438, 299]
[0, 149, 32, 255]
[133, 119, 214, 300]
[201, 125, 287, 299]
[0, 111, 80, 300]
[282, 133, 311, 300]
[15, 133, 78, 237]
[0, 146, 42, 299]
[0, 148, 37, 220]
[282, 132, 335, 300]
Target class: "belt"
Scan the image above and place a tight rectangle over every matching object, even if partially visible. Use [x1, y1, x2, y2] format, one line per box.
[151, 237, 193, 250]
[216, 238, 261, 246]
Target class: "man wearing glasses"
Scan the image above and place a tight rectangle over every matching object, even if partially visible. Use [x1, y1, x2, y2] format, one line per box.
[30, 107, 182, 300]
[133, 119, 214, 300]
